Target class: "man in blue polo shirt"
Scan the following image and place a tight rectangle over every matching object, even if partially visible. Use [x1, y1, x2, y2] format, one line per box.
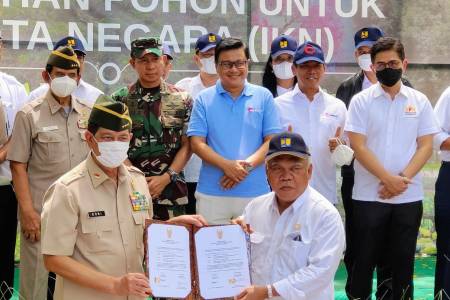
[187, 37, 281, 224]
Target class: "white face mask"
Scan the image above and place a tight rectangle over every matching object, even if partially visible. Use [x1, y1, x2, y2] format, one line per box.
[357, 54, 372, 72]
[95, 140, 130, 168]
[49, 75, 78, 98]
[272, 61, 294, 80]
[200, 57, 217, 75]
[331, 143, 354, 167]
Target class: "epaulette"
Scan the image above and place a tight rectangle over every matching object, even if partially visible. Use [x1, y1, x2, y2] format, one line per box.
[60, 165, 86, 185]
[127, 165, 145, 176]
[20, 97, 44, 114]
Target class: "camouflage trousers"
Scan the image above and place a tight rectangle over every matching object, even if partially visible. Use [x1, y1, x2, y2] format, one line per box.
[152, 203, 186, 221]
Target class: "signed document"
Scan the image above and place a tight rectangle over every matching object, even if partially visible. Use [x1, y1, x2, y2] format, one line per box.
[195, 225, 251, 299]
[145, 221, 250, 299]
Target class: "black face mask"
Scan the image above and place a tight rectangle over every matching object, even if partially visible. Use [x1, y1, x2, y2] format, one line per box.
[376, 68, 402, 87]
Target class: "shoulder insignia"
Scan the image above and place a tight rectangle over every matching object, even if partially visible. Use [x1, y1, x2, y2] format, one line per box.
[21, 97, 44, 114]
[60, 163, 86, 185]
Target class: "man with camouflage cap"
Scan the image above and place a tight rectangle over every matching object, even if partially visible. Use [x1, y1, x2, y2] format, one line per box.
[8, 45, 91, 299]
[41, 96, 207, 300]
[112, 37, 193, 221]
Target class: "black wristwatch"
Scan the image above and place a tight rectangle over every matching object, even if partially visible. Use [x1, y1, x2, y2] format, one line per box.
[166, 168, 178, 183]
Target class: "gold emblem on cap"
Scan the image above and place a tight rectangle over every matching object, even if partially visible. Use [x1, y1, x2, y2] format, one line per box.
[209, 35, 216, 42]
[280, 40, 288, 48]
[294, 223, 301, 230]
[361, 31, 369, 39]
[281, 137, 291, 147]
[67, 39, 75, 46]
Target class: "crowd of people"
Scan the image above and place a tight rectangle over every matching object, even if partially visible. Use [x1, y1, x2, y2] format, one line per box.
[0, 25, 449, 300]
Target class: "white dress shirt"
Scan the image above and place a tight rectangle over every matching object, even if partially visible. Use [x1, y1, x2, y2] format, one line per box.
[275, 86, 347, 204]
[176, 74, 209, 183]
[0, 72, 28, 184]
[276, 85, 293, 97]
[345, 83, 439, 204]
[242, 186, 345, 300]
[27, 78, 103, 108]
[434, 86, 450, 162]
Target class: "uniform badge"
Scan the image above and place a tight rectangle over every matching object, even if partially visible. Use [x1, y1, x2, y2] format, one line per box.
[280, 40, 288, 48]
[130, 191, 150, 211]
[361, 31, 369, 39]
[88, 211, 105, 218]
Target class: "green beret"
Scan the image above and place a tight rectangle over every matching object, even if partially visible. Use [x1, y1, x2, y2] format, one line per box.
[88, 95, 132, 132]
[47, 46, 80, 70]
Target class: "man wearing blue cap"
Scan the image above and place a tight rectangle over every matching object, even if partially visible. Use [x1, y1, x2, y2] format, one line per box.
[234, 132, 345, 300]
[162, 43, 174, 81]
[275, 41, 347, 205]
[28, 36, 103, 106]
[176, 32, 221, 214]
[336, 27, 413, 299]
[262, 35, 298, 97]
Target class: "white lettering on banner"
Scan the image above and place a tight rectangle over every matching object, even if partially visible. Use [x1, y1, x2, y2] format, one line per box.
[2, 19, 28, 49]
[259, 0, 383, 17]
[184, 26, 207, 53]
[221, 0, 244, 14]
[160, 25, 180, 53]
[190, 0, 217, 14]
[32, 0, 60, 9]
[163, 0, 187, 13]
[64, 0, 88, 10]
[124, 24, 150, 50]
[98, 23, 121, 52]
[2, 0, 88, 8]
[27, 21, 52, 50]
[217, 26, 231, 38]
[69, 22, 94, 51]
[131, 0, 158, 12]
[105, 0, 121, 11]
[98, 62, 121, 85]
[2, 0, 30, 7]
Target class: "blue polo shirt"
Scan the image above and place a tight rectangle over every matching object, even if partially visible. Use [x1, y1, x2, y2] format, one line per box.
[187, 81, 281, 197]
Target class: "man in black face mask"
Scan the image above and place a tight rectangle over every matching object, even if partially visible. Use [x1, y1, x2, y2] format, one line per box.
[344, 37, 440, 299]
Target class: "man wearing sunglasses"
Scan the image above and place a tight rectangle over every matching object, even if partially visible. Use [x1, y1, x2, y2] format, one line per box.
[28, 36, 103, 107]
[187, 37, 281, 224]
[345, 37, 439, 299]
[112, 37, 192, 221]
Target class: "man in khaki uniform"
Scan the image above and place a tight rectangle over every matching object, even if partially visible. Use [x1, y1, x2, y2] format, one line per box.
[41, 96, 207, 300]
[8, 46, 91, 299]
[0, 102, 6, 144]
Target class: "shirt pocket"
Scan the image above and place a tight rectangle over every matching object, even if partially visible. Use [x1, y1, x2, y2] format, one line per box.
[250, 232, 268, 274]
[160, 94, 185, 129]
[37, 131, 64, 161]
[283, 232, 311, 268]
[132, 212, 146, 249]
[80, 217, 114, 254]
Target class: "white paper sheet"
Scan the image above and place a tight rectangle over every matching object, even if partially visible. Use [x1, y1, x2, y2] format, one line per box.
[147, 223, 191, 298]
[195, 225, 251, 299]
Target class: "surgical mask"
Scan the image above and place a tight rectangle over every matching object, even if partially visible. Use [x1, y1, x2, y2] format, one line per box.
[49, 75, 77, 97]
[272, 62, 294, 80]
[376, 68, 402, 87]
[331, 141, 354, 167]
[200, 57, 217, 75]
[357, 54, 372, 72]
[95, 140, 130, 168]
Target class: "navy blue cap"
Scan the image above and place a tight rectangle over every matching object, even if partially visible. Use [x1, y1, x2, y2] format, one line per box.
[271, 35, 297, 58]
[195, 33, 221, 53]
[162, 43, 173, 60]
[354, 27, 384, 49]
[294, 41, 325, 65]
[266, 132, 311, 162]
[54, 36, 86, 55]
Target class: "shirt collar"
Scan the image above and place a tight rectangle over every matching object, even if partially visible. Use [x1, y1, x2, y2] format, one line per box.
[216, 80, 254, 97]
[292, 84, 324, 102]
[270, 186, 311, 215]
[86, 152, 128, 188]
[45, 89, 83, 115]
[373, 82, 408, 99]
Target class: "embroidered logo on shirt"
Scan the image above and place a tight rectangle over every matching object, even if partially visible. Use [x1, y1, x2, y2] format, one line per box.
[323, 112, 338, 118]
[404, 104, 417, 116]
[88, 211, 105, 218]
[247, 107, 261, 113]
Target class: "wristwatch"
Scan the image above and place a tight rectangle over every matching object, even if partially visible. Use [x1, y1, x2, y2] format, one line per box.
[166, 168, 178, 183]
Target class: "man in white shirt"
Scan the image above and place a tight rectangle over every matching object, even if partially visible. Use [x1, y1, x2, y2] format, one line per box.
[176, 33, 221, 214]
[235, 132, 345, 300]
[433, 86, 450, 298]
[28, 36, 103, 106]
[345, 37, 439, 299]
[0, 34, 28, 298]
[275, 41, 347, 204]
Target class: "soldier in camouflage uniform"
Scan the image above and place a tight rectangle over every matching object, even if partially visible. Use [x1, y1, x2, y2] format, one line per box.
[112, 37, 192, 220]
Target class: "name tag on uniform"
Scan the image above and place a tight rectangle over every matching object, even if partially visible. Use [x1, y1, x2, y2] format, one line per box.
[42, 125, 59, 132]
[88, 211, 105, 218]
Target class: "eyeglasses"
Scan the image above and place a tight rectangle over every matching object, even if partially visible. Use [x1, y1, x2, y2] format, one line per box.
[219, 60, 248, 70]
[132, 38, 161, 49]
[374, 60, 402, 71]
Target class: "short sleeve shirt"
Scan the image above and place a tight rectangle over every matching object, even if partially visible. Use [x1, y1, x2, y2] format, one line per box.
[7, 90, 91, 211]
[41, 154, 152, 300]
[0, 102, 7, 145]
[111, 80, 192, 205]
[187, 81, 282, 197]
[345, 83, 439, 203]
[433, 86, 450, 161]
